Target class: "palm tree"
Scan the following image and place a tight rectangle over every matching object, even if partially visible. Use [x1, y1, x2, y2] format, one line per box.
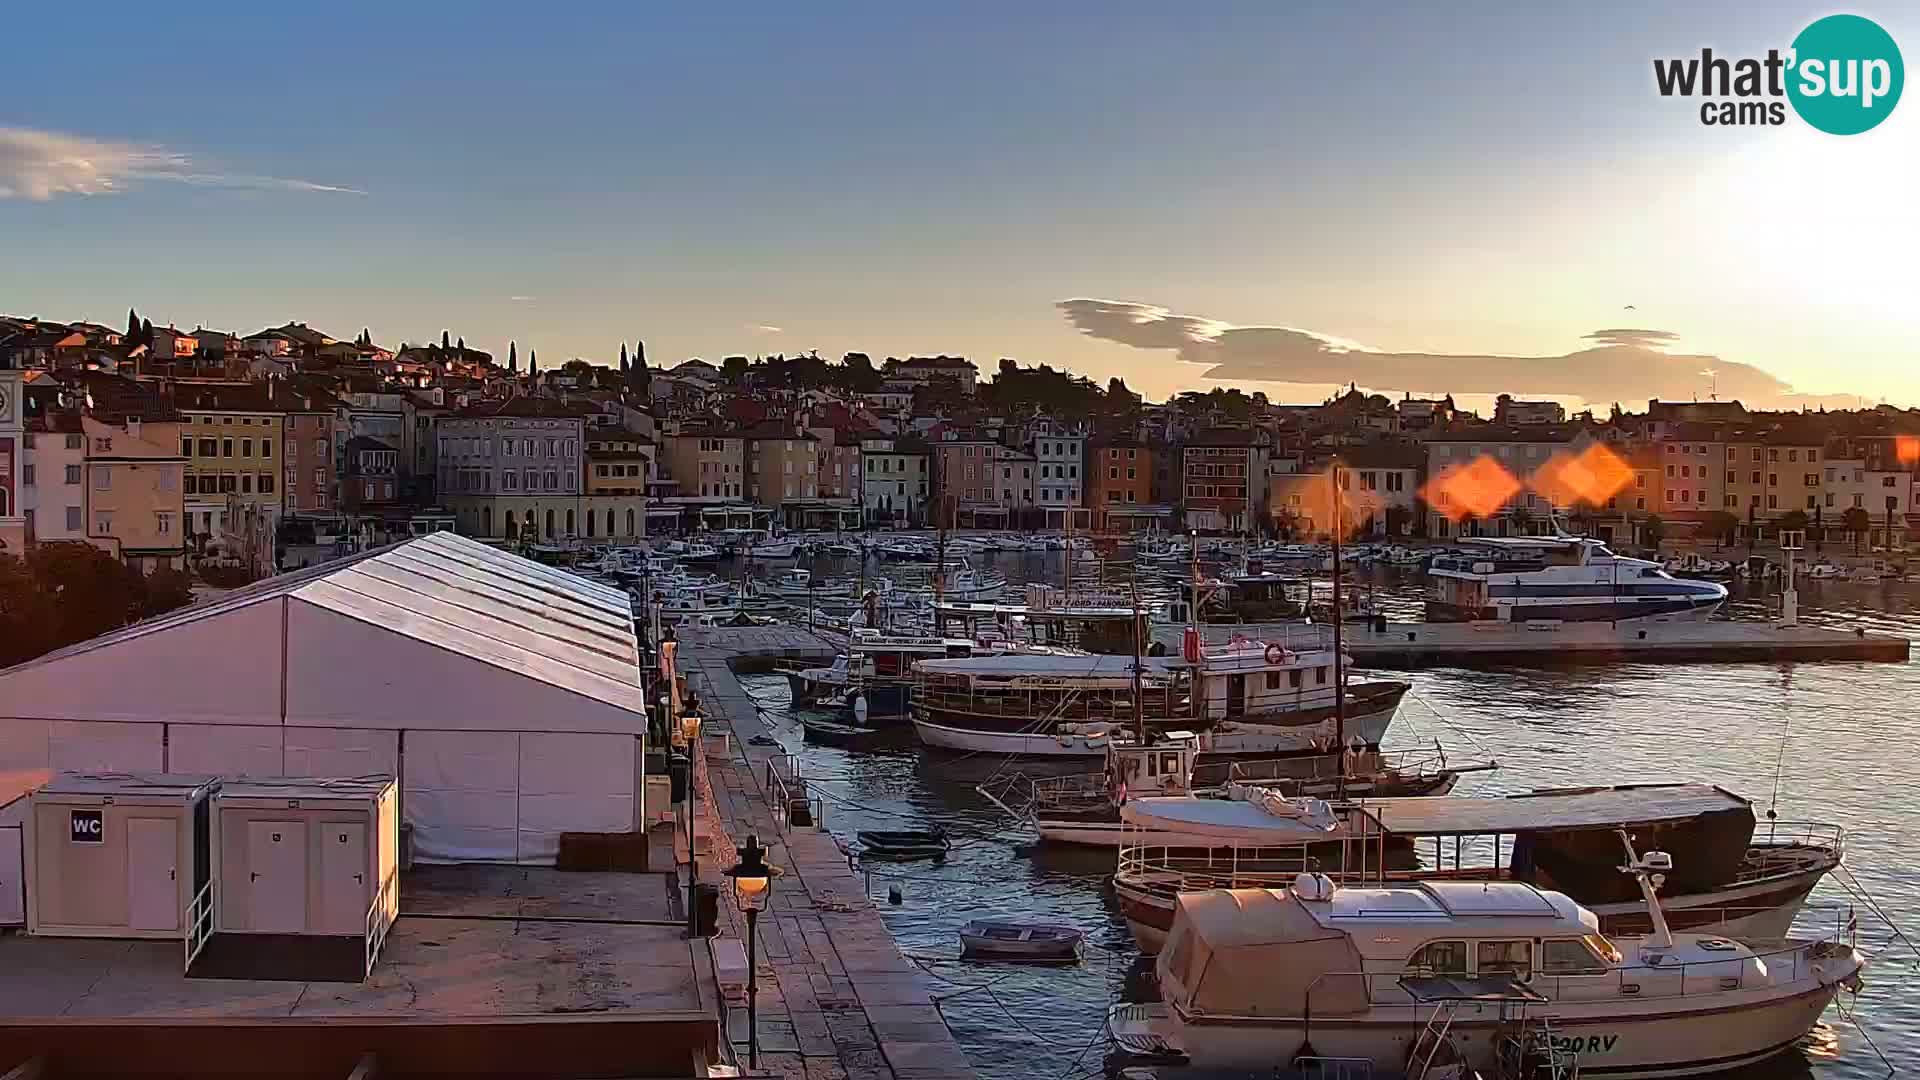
[1843, 506, 1871, 555]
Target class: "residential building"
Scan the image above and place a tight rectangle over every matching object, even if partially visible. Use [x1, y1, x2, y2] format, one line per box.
[1027, 418, 1086, 514]
[860, 436, 929, 526]
[1493, 395, 1566, 426]
[884, 356, 977, 394]
[342, 437, 401, 510]
[282, 395, 338, 514]
[148, 326, 199, 360]
[586, 432, 652, 495]
[1087, 439, 1170, 532]
[1420, 425, 1592, 538]
[1761, 428, 1826, 519]
[435, 397, 587, 541]
[173, 382, 289, 543]
[1395, 394, 1458, 431]
[1182, 428, 1271, 533]
[0, 359, 19, 552]
[935, 435, 1035, 526]
[1336, 444, 1424, 537]
[20, 413, 86, 544]
[743, 427, 819, 507]
[78, 414, 188, 570]
[814, 429, 864, 502]
[1655, 423, 1727, 522]
[660, 431, 745, 499]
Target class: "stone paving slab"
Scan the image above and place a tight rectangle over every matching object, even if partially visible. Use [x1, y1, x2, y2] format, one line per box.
[676, 626, 977, 1080]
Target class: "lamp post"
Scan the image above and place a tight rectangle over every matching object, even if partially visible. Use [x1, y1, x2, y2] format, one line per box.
[680, 711, 702, 936]
[726, 835, 774, 1070]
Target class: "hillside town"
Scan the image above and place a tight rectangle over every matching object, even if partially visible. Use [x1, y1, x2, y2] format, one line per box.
[2, 310, 1917, 585]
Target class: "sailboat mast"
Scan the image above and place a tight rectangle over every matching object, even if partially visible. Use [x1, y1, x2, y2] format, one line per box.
[1064, 506, 1074, 596]
[1330, 464, 1348, 800]
[1130, 580, 1147, 745]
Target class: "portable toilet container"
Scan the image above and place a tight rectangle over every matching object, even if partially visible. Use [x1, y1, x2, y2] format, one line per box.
[0, 779, 32, 928]
[25, 773, 219, 939]
[213, 776, 399, 940]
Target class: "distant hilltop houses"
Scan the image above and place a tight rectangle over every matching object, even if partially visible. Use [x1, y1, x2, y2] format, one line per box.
[4, 310, 1920, 575]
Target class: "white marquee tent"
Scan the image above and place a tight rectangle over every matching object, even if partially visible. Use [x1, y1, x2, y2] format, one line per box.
[0, 532, 650, 865]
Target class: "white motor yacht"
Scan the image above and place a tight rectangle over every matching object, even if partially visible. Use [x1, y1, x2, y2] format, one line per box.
[1427, 536, 1726, 622]
[1114, 847, 1864, 1078]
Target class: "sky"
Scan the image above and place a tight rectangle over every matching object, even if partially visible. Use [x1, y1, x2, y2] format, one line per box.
[3, 2, 1915, 411]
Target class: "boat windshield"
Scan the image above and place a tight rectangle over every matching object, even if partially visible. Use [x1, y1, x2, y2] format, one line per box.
[1584, 933, 1623, 964]
[1590, 546, 1616, 559]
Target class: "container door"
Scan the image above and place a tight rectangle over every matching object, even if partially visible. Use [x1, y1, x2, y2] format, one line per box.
[127, 817, 179, 932]
[318, 823, 368, 934]
[1226, 675, 1246, 717]
[247, 821, 308, 932]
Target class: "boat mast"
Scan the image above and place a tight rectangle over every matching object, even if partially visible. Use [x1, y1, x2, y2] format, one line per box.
[1330, 463, 1347, 800]
[935, 487, 949, 604]
[1130, 579, 1146, 747]
[1064, 506, 1074, 597]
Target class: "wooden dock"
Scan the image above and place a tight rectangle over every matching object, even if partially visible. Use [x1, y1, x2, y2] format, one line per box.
[1160, 619, 1909, 668]
[675, 625, 976, 1080]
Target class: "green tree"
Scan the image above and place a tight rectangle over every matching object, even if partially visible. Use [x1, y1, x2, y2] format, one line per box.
[619, 343, 629, 372]
[721, 355, 749, 384]
[1641, 513, 1666, 552]
[139, 317, 152, 346]
[140, 566, 196, 617]
[1701, 510, 1739, 551]
[529, 350, 538, 376]
[441, 330, 451, 350]
[508, 341, 518, 374]
[126, 308, 140, 341]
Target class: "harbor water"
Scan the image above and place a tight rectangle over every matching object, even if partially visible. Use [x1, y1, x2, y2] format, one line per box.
[725, 548, 1919, 1080]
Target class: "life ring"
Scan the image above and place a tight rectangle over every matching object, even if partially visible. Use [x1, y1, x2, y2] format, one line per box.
[1264, 642, 1287, 665]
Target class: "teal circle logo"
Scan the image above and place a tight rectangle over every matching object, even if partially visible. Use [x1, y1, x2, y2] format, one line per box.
[1787, 14, 1903, 134]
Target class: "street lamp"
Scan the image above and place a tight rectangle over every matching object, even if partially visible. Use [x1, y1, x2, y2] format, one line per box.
[680, 711, 702, 937]
[726, 835, 774, 1070]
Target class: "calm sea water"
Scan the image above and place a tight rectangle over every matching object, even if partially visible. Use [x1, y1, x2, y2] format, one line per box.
[733, 548, 1920, 1080]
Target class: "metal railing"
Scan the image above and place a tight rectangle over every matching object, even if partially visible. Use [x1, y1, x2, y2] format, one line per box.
[364, 870, 397, 976]
[762, 756, 823, 834]
[183, 881, 216, 973]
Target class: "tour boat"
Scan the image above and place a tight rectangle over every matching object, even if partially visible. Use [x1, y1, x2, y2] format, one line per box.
[1427, 536, 1727, 622]
[980, 732, 1479, 848]
[1111, 848, 1865, 1079]
[748, 537, 801, 559]
[1111, 783, 1844, 955]
[909, 631, 1409, 759]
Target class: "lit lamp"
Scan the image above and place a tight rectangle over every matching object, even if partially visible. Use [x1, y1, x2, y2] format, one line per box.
[726, 835, 774, 1069]
[680, 712, 702, 938]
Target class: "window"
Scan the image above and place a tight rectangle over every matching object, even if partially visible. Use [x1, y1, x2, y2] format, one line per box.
[1679, 465, 1689, 478]
[1726, 495, 1737, 507]
[1806, 494, 1817, 510]
[1727, 471, 1736, 484]
[200, 438, 217, 456]
[1751, 471, 1761, 484]
[259, 473, 275, 494]
[1885, 475, 1900, 488]
[241, 438, 253, 457]
[94, 466, 111, 490]
[1768, 473, 1778, 487]
[21, 464, 32, 487]
[1826, 492, 1836, 507]
[261, 439, 272, 459]
[1541, 938, 1609, 976]
[1265, 671, 1280, 690]
[240, 474, 253, 494]
[315, 466, 329, 489]
[314, 438, 327, 458]
[223, 437, 235, 457]
[1753, 447, 1763, 461]
[65, 506, 82, 531]
[1406, 940, 1469, 975]
[1808, 449, 1818, 462]
[1769, 449, 1779, 462]
[1315, 666, 1327, 684]
[181, 437, 193, 457]
[1477, 940, 1532, 978]
[65, 434, 83, 450]
[1768, 494, 1778, 509]
[156, 512, 173, 535]
[64, 464, 81, 485]
[94, 511, 113, 534]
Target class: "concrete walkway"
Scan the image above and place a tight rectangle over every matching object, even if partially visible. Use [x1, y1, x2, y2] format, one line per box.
[677, 625, 976, 1080]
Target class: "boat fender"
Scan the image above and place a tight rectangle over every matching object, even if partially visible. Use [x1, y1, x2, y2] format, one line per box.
[854, 695, 869, 724]
[1294, 872, 1337, 901]
[1264, 642, 1287, 665]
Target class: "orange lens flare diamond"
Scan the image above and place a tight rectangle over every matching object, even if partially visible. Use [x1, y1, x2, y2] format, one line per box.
[1422, 456, 1521, 522]
[1531, 443, 1633, 509]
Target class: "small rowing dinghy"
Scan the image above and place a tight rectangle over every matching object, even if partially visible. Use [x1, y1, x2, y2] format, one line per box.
[856, 827, 951, 860]
[959, 919, 1085, 961]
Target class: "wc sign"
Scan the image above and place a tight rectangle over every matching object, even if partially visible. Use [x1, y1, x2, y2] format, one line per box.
[69, 809, 104, 843]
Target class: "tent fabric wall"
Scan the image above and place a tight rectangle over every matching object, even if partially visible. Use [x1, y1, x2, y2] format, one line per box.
[48, 721, 162, 774]
[404, 731, 522, 864]
[167, 724, 285, 777]
[284, 728, 398, 779]
[515, 732, 637, 864]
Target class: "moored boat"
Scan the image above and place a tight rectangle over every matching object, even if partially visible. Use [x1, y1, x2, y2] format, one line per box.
[1112, 848, 1865, 1079]
[1113, 783, 1844, 955]
[958, 919, 1085, 961]
[1427, 536, 1727, 622]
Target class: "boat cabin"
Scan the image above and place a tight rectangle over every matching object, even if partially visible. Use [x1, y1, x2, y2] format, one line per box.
[1105, 732, 1203, 800]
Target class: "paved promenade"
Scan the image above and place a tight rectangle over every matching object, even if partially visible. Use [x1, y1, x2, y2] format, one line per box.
[676, 625, 976, 1080]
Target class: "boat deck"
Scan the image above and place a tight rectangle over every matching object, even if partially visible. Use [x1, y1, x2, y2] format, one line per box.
[1159, 619, 1909, 668]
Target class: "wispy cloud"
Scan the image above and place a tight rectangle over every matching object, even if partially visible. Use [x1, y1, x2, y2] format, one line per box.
[508, 295, 536, 303]
[0, 126, 364, 201]
[750, 323, 784, 335]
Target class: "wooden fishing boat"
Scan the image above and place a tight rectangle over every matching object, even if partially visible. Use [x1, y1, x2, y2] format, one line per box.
[958, 919, 1085, 961]
[857, 827, 951, 860]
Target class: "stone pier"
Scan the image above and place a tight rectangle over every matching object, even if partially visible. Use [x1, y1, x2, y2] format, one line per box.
[675, 625, 976, 1080]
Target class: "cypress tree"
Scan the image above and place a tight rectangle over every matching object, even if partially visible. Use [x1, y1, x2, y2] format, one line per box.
[441, 330, 451, 350]
[140, 318, 152, 346]
[529, 350, 537, 376]
[457, 336, 465, 352]
[126, 308, 140, 340]
[620, 343, 628, 371]
[508, 341, 518, 374]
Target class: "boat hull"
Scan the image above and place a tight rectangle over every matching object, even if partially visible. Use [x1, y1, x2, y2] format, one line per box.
[1115, 858, 1832, 955]
[1034, 773, 1460, 847]
[1425, 597, 1724, 623]
[1157, 980, 1848, 1079]
[911, 695, 1401, 759]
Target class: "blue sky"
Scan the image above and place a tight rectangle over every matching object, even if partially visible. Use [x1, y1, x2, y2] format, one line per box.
[3, 3, 1913, 406]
